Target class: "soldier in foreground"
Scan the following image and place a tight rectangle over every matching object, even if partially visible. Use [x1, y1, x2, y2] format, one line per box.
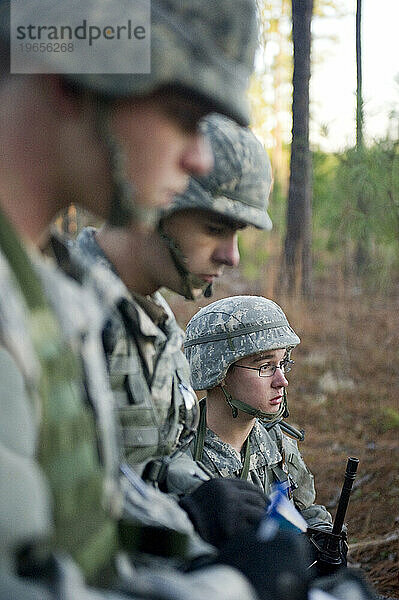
[176, 295, 348, 570]
[0, 0, 279, 598]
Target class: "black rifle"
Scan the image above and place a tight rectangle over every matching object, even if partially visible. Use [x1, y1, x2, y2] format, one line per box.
[308, 456, 359, 573]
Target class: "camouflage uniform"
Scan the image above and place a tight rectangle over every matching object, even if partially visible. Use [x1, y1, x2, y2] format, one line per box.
[75, 110, 274, 485]
[75, 228, 200, 473]
[73, 229, 211, 537]
[171, 295, 333, 531]
[69, 114, 275, 591]
[174, 415, 333, 529]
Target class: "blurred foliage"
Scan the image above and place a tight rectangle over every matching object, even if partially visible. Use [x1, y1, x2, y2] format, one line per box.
[380, 407, 399, 432]
[238, 133, 399, 294]
[238, 230, 271, 282]
[372, 407, 399, 433]
[312, 135, 399, 291]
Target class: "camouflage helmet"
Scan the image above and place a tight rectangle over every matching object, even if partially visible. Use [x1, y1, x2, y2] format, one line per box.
[162, 113, 273, 230]
[159, 114, 273, 300]
[1, 0, 258, 127]
[184, 295, 300, 391]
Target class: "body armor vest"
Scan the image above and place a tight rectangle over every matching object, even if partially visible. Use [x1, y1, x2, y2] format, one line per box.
[111, 296, 198, 470]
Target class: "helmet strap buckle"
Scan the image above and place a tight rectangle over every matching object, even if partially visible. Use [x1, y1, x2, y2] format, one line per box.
[203, 283, 213, 298]
[282, 388, 290, 418]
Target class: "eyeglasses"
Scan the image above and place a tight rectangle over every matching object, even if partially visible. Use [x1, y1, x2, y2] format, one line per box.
[233, 358, 294, 378]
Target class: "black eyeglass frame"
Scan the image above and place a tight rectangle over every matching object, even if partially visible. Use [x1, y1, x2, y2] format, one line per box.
[233, 358, 294, 378]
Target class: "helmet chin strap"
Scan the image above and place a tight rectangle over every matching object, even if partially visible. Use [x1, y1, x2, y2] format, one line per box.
[219, 384, 287, 424]
[220, 385, 305, 440]
[96, 102, 159, 229]
[158, 221, 213, 301]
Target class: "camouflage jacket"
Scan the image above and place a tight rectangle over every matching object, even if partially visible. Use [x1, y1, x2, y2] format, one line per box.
[73, 228, 215, 558]
[75, 228, 200, 474]
[169, 415, 332, 530]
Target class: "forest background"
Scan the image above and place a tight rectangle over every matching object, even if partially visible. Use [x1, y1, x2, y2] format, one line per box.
[63, 0, 399, 594]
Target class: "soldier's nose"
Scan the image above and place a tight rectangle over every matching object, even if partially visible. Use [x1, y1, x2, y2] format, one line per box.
[272, 367, 288, 387]
[182, 134, 213, 176]
[215, 234, 240, 267]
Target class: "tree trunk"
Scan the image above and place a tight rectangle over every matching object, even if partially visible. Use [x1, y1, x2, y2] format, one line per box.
[356, 0, 363, 150]
[283, 0, 313, 297]
[354, 0, 369, 274]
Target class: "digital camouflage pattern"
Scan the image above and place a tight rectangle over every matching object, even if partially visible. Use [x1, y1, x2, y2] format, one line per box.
[185, 295, 301, 390]
[0, 0, 257, 126]
[75, 228, 199, 471]
[162, 113, 273, 230]
[73, 229, 263, 600]
[180, 295, 332, 532]
[181, 417, 333, 530]
[0, 244, 121, 583]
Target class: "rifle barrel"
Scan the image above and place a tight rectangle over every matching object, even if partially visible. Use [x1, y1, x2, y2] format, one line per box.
[332, 457, 359, 535]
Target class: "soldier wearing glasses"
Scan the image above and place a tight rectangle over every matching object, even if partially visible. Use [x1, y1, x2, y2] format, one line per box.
[171, 295, 333, 535]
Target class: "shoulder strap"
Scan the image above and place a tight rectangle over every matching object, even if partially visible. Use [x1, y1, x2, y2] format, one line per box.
[118, 298, 151, 384]
[193, 399, 207, 461]
[240, 436, 251, 480]
[194, 398, 251, 480]
[0, 208, 48, 311]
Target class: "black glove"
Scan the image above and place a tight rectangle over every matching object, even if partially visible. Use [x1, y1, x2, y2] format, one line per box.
[179, 478, 267, 548]
[307, 527, 348, 577]
[217, 530, 311, 600]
